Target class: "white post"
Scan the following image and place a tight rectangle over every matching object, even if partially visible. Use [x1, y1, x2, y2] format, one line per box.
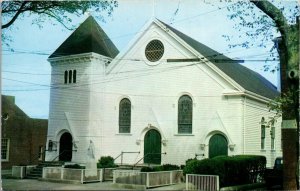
[146, 172, 150, 188]
[61, 168, 64, 180]
[21, 167, 24, 179]
[99, 169, 103, 182]
[170, 171, 173, 184]
[186, 174, 189, 190]
[216, 176, 220, 190]
[42, 168, 45, 179]
[113, 170, 116, 183]
[81, 169, 84, 183]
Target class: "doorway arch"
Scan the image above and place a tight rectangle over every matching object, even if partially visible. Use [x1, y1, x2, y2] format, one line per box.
[209, 134, 228, 158]
[144, 129, 161, 164]
[59, 132, 73, 161]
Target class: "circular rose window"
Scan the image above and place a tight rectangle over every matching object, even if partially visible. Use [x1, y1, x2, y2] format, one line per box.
[145, 40, 164, 62]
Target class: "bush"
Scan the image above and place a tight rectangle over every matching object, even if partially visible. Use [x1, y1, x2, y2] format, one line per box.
[97, 156, 117, 168]
[141, 164, 180, 172]
[140, 166, 155, 172]
[64, 164, 85, 169]
[183, 155, 266, 187]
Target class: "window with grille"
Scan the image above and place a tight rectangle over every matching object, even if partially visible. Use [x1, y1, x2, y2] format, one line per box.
[64, 71, 68, 84]
[261, 117, 266, 150]
[64, 70, 77, 84]
[1, 138, 9, 161]
[145, 40, 164, 62]
[119, 98, 131, 133]
[178, 95, 193, 134]
[271, 125, 275, 150]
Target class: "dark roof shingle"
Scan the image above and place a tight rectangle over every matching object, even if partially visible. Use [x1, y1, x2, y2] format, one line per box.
[160, 20, 279, 99]
[49, 16, 119, 58]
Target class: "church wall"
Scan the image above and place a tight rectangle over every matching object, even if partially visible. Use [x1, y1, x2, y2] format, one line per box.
[46, 56, 100, 163]
[93, 61, 244, 165]
[86, 24, 247, 165]
[244, 97, 282, 167]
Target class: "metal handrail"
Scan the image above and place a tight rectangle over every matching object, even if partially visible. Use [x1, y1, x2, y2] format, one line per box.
[31, 149, 47, 162]
[195, 153, 204, 159]
[133, 152, 167, 168]
[51, 150, 75, 162]
[114, 151, 140, 165]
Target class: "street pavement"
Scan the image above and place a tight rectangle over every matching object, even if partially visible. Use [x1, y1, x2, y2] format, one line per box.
[1, 177, 186, 190]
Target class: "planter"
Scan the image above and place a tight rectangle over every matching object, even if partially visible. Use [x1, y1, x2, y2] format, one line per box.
[12, 166, 26, 179]
[42, 167, 116, 183]
[114, 170, 183, 188]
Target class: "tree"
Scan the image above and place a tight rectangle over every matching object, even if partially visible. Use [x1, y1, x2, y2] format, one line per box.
[1, 1, 118, 41]
[225, 1, 299, 189]
[249, 1, 299, 190]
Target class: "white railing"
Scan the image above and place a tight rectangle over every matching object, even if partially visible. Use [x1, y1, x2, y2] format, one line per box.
[114, 170, 183, 188]
[186, 174, 219, 191]
[42, 167, 104, 183]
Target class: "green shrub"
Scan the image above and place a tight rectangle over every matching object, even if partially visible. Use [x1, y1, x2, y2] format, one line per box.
[140, 166, 155, 172]
[97, 156, 117, 168]
[141, 164, 180, 172]
[64, 164, 85, 169]
[183, 155, 266, 187]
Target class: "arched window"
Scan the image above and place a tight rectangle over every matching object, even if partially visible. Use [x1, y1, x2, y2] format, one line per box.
[73, 70, 76, 83]
[119, 98, 131, 133]
[68, 70, 72, 84]
[261, 117, 266, 150]
[178, 95, 193, 134]
[271, 122, 275, 150]
[64, 71, 68, 84]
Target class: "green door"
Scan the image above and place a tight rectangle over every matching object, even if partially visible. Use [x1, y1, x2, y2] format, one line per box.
[209, 134, 228, 158]
[144, 129, 161, 164]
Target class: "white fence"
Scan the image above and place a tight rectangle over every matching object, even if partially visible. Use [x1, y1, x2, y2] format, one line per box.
[42, 167, 110, 183]
[12, 165, 36, 179]
[186, 174, 219, 191]
[114, 170, 183, 188]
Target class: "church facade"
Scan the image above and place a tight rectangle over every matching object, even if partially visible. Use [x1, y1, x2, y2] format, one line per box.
[45, 16, 281, 167]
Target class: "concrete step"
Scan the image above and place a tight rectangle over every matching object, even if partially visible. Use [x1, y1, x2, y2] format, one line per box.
[26, 161, 65, 179]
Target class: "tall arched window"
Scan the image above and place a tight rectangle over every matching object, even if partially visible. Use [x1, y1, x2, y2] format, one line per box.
[64, 71, 68, 84]
[119, 98, 131, 133]
[68, 70, 72, 84]
[73, 70, 77, 83]
[178, 95, 193, 134]
[261, 117, 266, 150]
[270, 122, 275, 150]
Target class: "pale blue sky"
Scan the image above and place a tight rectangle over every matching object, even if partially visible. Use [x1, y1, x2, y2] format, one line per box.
[2, 0, 297, 119]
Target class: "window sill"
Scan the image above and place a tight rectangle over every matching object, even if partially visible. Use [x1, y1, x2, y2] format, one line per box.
[115, 133, 132, 136]
[174, 134, 194, 136]
[1, 160, 9, 162]
[260, 149, 266, 152]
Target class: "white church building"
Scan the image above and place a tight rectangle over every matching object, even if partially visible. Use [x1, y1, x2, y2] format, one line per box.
[45, 16, 282, 167]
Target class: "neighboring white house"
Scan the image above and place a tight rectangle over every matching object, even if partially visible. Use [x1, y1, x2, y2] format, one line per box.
[45, 16, 281, 167]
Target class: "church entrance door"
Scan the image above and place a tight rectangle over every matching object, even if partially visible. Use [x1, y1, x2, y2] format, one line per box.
[59, 132, 72, 161]
[209, 134, 228, 158]
[144, 129, 161, 164]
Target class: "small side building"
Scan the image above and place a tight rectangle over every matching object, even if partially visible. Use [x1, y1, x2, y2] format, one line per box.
[1, 95, 48, 169]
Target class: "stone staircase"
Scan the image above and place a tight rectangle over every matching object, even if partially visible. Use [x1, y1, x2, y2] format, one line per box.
[26, 161, 64, 179]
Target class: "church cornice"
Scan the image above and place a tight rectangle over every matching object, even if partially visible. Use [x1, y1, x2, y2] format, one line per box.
[48, 52, 113, 66]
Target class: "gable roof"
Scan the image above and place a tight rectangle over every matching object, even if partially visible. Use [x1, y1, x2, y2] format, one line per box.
[49, 16, 119, 58]
[159, 20, 279, 99]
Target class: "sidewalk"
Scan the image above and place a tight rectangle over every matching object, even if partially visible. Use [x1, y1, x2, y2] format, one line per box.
[1, 178, 186, 190]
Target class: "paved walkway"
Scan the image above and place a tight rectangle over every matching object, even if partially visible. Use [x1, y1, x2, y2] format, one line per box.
[1, 178, 186, 190]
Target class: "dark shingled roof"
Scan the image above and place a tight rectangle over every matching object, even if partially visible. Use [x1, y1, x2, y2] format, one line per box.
[160, 21, 279, 99]
[49, 16, 119, 58]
